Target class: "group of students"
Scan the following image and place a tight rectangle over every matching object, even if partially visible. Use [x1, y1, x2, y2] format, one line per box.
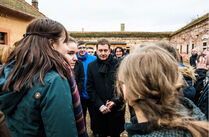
[0, 18, 208, 137]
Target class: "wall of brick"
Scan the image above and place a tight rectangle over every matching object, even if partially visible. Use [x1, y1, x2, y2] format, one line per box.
[170, 19, 209, 61]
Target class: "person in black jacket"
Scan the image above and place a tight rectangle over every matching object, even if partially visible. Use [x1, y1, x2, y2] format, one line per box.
[74, 60, 85, 95]
[87, 39, 125, 137]
[190, 48, 198, 68]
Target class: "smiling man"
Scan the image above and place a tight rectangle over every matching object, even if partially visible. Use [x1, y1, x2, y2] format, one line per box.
[87, 39, 125, 137]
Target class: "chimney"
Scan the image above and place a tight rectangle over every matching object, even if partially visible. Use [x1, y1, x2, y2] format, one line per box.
[121, 23, 125, 32]
[32, 0, 39, 10]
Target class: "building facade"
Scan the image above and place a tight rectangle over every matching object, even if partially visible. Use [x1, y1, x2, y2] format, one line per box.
[0, 0, 45, 46]
[70, 13, 208, 61]
[170, 13, 209, 60]
[70, 32, 171, 51]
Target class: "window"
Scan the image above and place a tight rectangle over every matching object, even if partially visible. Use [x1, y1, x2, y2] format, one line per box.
[187, 45, 189, 54]
[0, 32, 6, 44]
[192, 44, 194, 49]
[203, 42, 207, 46]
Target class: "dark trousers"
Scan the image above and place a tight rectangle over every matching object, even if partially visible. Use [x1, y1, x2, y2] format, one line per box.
[81, 98, 96, 133]
[95, 111, 124, 137]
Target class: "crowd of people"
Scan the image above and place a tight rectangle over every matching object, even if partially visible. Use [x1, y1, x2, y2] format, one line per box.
[0, 18, 208, 137]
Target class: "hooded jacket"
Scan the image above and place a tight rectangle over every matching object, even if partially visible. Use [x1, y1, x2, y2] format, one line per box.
[0, 61, 78, 137]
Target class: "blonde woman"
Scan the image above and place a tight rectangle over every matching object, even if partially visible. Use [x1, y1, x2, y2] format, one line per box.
[0, 45, 13, 64]
[117, 45, 208, 137]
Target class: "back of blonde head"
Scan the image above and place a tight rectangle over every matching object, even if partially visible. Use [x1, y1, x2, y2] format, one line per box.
[117, 45, 208, 137]
[0, 45, 12, 64]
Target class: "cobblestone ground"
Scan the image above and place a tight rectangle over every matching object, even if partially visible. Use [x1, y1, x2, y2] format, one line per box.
[86, 104, 130, 137]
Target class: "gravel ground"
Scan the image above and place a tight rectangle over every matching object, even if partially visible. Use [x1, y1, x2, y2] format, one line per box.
[86, 104, 130, 137]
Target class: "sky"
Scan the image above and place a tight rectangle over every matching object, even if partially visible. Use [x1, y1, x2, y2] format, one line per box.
[25, 0, 209, 32]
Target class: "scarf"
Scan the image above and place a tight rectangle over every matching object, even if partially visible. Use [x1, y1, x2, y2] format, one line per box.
[63, 61, 87, 137]
[97, 55, 113, 74]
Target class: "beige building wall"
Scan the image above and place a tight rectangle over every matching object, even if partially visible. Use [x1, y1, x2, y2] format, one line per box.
[0, 15, 32, 46]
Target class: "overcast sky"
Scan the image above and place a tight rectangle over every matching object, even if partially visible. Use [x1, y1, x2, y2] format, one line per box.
[25, 0, 209, 32]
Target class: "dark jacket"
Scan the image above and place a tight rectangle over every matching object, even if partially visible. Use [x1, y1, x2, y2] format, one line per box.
[190, 54, 198, 67]
[0, 111, 11, 137]
[87, 55, 125, 135]
[194, 68, 207, 103]
[197, 82, 208, 119]
[74, 60, 85, 95]
[125, 98, 207, 137]
[76, 53, 96, 99]
[183, 76, 196, 102]
[0, 61, 78, 137]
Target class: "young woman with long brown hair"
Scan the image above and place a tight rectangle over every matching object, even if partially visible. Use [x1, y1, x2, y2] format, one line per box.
[117, 45, 208, 137]
[0, 18, 86, 137]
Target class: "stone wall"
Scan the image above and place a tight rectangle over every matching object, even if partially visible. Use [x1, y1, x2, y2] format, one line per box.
[170, 18, 209, 62]
[74, 36, 169, 51]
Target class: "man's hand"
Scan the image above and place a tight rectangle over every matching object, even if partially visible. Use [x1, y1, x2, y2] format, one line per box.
[106, 100, 115, 110]
[196, 56, 208, 70]
[99, 105, 111, 114]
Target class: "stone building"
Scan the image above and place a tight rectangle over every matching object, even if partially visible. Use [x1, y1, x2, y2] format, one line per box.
[69, 31, 171, 51]
[170, 13, 209, 60]
[70, 13, 209, 60]
[0, 0, 45, 46]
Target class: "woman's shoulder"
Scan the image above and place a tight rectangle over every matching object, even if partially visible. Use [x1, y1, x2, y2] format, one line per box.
[125, 116, 193, 137]
[180, 97, 207, 121]
[43, 70, 67, 85]
[131, 129, 192, 137]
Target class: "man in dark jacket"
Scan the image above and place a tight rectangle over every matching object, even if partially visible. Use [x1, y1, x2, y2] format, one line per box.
[190, 48, 198, 67]
[87, 39, 125, 137]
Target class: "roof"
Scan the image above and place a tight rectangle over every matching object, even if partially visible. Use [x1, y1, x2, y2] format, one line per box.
[0, 0, 45, 18]
[171, 13, 209, 36]
[69, 31, 172, 38]
[86, 41, 127, 45]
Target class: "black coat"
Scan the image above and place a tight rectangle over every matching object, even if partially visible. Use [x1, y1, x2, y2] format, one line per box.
[74, 60, 85, 95]
[190, 54, 198, 67]
[87, 56, 125, 135]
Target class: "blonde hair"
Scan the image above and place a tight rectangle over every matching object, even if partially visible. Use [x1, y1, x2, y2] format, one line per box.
[117, 45, 208, 137]
[0, 45, 13, 64]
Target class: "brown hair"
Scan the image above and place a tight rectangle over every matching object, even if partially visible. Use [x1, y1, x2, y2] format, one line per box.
[114, 47, 124, 55]
[87, 47, 94, 50]
[77, 41, 86, 47]
[68, 36, 77, 43]
[117, 45, 208, 137]
[0, 18, 71, 92]
[156, 42, 180, 62]
[96, 39, 110, 49]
